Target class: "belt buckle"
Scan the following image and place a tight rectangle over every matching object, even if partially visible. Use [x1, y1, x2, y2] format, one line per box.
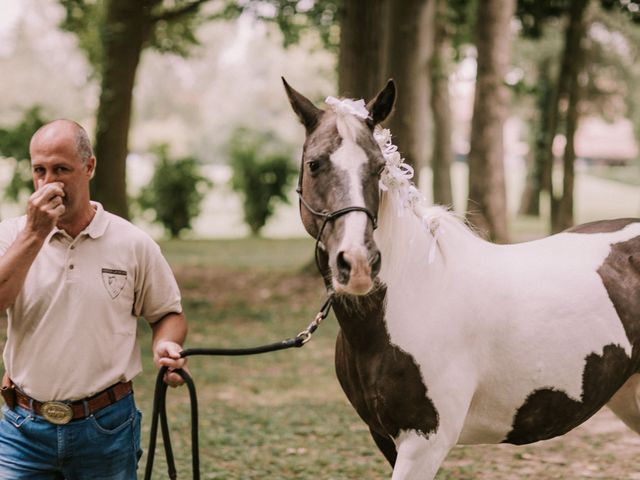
[41, 401, 73, 425]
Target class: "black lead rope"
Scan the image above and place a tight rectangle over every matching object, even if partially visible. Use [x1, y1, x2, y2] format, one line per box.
[143, 295, 334, 480]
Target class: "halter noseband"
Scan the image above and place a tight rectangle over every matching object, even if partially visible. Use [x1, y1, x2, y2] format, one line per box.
[296, 184, 378, 277]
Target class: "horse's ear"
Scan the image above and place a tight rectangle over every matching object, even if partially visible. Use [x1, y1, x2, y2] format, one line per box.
[366, 79, 396, 127]
[282, 77, 323, 133]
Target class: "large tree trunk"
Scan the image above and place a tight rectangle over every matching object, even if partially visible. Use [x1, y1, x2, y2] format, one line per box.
[551, 0, 590, 233]
[338, 0, 390, 101]
[466, 0, 515, 243]
[429, 0, 453, 207]
[92, 0, 159, 219]
[385, 0, 433, 183]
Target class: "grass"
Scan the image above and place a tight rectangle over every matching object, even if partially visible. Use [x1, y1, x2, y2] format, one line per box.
[137, 238, 392, 479]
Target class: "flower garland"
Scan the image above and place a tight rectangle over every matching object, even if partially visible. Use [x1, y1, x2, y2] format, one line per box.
[326, 96, 443, 263]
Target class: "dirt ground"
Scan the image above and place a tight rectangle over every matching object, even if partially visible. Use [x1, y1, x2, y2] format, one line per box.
[438, 407, 640, 479]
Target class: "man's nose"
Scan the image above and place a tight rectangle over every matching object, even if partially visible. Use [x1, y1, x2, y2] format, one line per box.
[43, 171, 57, 184]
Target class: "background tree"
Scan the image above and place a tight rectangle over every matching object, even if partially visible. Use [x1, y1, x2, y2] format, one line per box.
[551, 0, 591, 232]
[60, 0, 210, 219]
[337, 0, 390, 100]
[384, 0, 433, 183]
[429, 0, 454, 206]
[517, 0, 640, 232]
[0, 107, 47, 207]
[466, 0, 516, 242]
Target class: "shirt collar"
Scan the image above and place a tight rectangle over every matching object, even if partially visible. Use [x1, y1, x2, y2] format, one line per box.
[47, 201, 109, 242]
[84, 201, 109, 239]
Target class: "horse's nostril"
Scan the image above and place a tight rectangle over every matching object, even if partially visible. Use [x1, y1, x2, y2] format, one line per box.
[371, 250, 382, 275]
[336, 251, 351, 283]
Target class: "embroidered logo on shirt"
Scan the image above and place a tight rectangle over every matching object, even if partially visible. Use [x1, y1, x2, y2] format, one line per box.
[101, 268, 127, 299]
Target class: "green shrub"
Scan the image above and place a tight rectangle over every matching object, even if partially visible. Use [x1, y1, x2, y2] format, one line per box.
[0, 107, 48, 202]
[137, 144, 211, 238]
[228, 128, 296, 236]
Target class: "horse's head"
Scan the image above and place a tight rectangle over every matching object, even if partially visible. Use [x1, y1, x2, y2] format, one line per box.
[283, 78, 396, 296]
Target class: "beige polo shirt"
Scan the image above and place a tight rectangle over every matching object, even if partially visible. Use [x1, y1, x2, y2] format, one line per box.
[0, 202, 182, 401]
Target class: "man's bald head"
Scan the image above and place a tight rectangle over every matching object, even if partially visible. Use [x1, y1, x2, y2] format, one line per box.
[30, 119, 93, 165]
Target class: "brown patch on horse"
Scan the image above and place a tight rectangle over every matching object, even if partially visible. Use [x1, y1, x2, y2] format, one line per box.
[598, 231, 640, 357]
[504, 344, 633, 444]
[566, 218, 637, 234]
[334, 286, 439, 464]
[505, 226, 640, 444]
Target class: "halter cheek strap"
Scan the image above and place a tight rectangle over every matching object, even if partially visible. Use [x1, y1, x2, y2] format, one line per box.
[296, 186, 378, 279]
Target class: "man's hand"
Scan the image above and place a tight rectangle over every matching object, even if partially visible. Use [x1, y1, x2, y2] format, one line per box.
[153, 340, 188, 387]
[26, 180, 66, 237]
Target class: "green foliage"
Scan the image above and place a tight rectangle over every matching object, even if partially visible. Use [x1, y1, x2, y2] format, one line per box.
[137, 144, 212, 238]
[58, 0, 205, 73]
[228, 129, 296, 237]
[215, 0, 340, 50]
[58, 0, 105, 71]
[0, 107, 48, 202]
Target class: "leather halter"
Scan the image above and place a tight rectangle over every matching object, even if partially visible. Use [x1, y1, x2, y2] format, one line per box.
[296, 179, 378, 278]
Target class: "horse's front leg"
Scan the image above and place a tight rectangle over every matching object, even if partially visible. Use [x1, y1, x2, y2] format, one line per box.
[391, 428, 457, 480]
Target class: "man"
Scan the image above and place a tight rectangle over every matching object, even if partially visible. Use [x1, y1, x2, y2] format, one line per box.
[0, 119, 188, 479]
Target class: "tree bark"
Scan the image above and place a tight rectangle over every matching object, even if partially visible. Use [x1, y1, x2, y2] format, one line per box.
[466, 0, 515, 243]
[519, 57, 553, 217]
[551, 0, 590, 233]
[92, 0, 159, 219]
[429, 0, 453, 207]
[338, 0, 390, 101]
[385, 0, 433, 183]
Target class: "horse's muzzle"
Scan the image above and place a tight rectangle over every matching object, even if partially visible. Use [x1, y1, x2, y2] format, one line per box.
[334, 249, 381, 295]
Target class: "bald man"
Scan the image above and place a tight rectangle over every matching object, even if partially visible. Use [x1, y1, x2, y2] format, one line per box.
[0, 120, 188, 479]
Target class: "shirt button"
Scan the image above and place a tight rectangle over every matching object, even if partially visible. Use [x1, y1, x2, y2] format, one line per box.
[70, 246, 75, 250]
[69, 264, 74, 270]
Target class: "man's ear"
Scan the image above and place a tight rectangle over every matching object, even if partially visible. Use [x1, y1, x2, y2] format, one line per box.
[282, 77, 324, 133]
[87, 156, 97, 180]
[366, 79, 396, 127]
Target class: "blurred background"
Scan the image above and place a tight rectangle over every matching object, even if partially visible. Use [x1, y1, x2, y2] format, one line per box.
[0, 0, 638, 243]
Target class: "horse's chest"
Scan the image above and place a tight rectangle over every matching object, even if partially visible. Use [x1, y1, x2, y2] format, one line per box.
[335, 329, 439, 440]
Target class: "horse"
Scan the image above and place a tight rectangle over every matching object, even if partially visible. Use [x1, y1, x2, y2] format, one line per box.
[282, 77, 640, 479]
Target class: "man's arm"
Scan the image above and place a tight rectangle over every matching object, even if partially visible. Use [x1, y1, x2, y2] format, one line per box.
[151, 312, 188, 387]
[0, 182, 65, 310]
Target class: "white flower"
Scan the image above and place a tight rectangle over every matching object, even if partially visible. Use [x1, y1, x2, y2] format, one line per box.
[325, 97, 370, 119]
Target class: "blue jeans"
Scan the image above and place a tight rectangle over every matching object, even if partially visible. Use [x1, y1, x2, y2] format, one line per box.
[0, 393, 142, 479]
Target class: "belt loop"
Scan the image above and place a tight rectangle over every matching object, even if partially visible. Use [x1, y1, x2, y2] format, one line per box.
[28, 398, 34, 415]
[107, 387, 116, 404]
[82, 400, 90, 417]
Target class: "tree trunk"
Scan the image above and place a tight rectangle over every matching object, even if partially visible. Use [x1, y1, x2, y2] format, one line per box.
[338, 0, 390, 101]
[551, 0, 590, 233]
[519, 57, 553, 216]
[466, 0, 515, 243]
[385, 0, 433, 183]
[429, 0, 453, 207]
[92, 0, 159, 219]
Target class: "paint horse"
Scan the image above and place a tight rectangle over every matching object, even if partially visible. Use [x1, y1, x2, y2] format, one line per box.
[283, 78, 640, 479]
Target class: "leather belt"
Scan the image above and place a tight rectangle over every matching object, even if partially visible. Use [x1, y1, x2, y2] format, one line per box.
[14, 381, 133, 425]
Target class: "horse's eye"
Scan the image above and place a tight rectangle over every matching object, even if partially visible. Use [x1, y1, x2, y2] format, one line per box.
[308, 160, 320, 173]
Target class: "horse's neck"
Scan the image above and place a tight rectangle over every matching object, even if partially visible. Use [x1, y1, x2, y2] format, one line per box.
[374, 191, 482, 287]
[332, 193, 484, 350]
[333, 287, 390, 352]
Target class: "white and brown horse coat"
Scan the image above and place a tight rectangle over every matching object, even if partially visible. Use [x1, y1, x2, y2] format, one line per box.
[338, 200, 640, 477]
[284, 79, 640, 479]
